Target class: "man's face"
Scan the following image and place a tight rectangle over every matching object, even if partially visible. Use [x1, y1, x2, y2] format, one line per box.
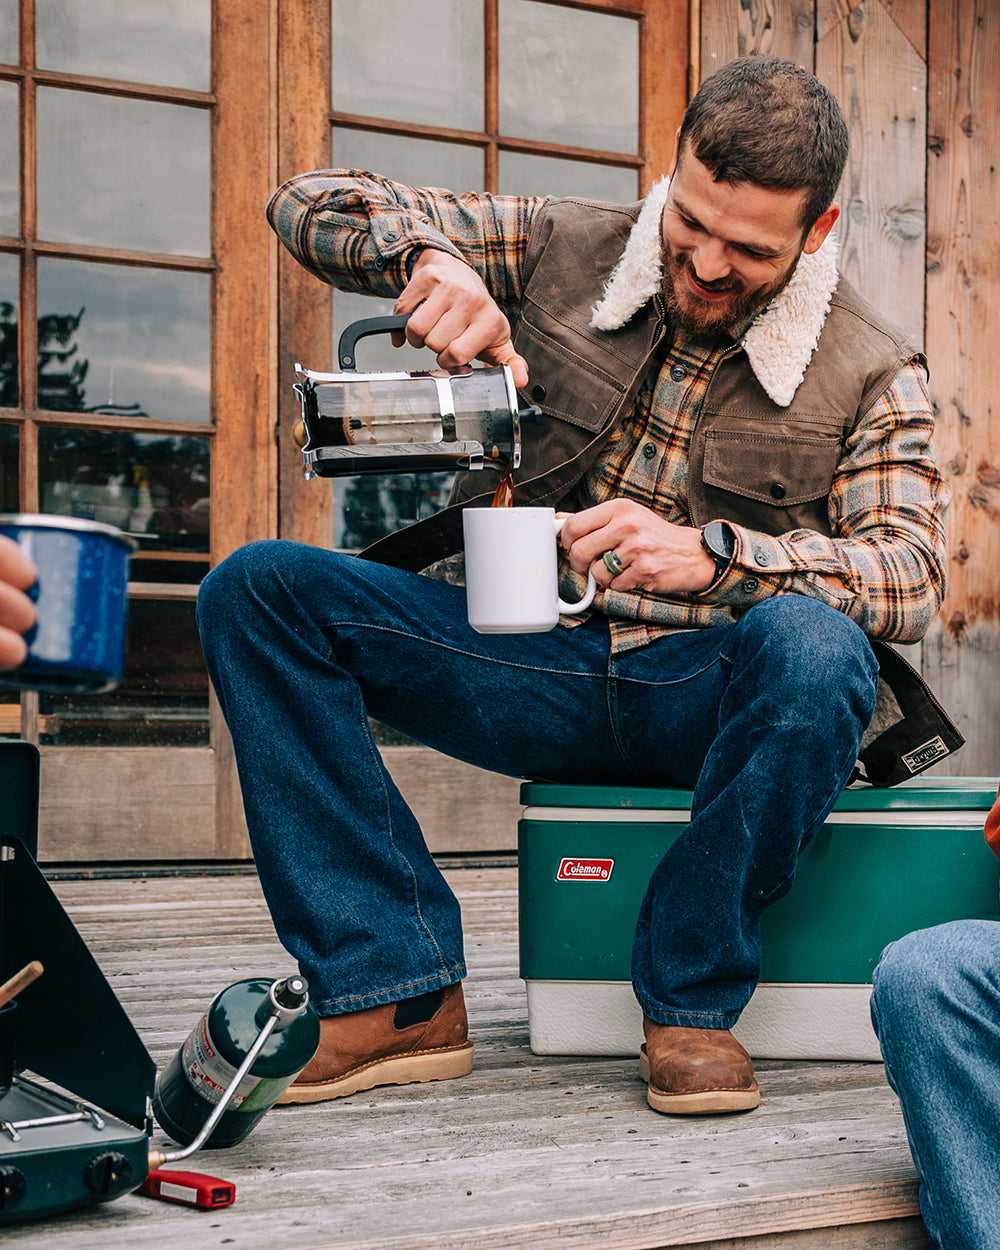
[660, 144, 836, 336]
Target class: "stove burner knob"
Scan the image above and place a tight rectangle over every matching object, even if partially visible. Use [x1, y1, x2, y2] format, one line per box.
[83, 1151, 134, 1197]
[0, 1164, 26, 1210]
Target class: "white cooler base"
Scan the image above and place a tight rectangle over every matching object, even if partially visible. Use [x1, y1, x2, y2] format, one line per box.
[524, 979, 881, 1062]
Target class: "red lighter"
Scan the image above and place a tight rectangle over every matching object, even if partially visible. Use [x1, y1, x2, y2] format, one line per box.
[140, 1169, 236, 1209]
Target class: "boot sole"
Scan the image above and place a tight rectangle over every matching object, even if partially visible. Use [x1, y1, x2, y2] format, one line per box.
[277, 1043, 474, 1105]
[639, 1047, 760, 1115]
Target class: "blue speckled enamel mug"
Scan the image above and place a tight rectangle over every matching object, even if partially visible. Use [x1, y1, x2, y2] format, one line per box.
[0, 514, 137, 694]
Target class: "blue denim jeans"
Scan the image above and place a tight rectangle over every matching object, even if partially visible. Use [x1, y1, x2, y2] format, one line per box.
[197, 540, 877, 1023]
[872, 921, 1000, 1250]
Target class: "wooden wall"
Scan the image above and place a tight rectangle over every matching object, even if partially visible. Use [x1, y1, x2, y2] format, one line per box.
[697, 0, 1000, 776]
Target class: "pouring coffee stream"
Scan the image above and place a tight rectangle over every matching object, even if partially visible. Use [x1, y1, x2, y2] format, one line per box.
[292, 314, 541, 488]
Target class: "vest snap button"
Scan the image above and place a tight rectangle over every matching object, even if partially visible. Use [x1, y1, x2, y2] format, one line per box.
[531, 384, 546, 402]
[770, 482, 787, 499]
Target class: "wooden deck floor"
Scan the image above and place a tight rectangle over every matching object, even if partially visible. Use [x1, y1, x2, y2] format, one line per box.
[6, 865, 931, 1250]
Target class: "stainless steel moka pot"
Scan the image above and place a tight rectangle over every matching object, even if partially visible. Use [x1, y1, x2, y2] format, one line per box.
[292, 315, 541, 479]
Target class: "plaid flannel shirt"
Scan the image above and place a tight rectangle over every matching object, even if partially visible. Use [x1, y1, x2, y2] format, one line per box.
[268, 171, 949, 654]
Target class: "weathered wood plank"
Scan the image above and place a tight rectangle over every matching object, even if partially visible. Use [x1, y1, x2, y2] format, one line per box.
[699, 0, 815, 77]
[36, 748, 217, 861]
[921, 0, 1000, 776]
[0, 867, 929, 1250]
[817, 0, 927, 347]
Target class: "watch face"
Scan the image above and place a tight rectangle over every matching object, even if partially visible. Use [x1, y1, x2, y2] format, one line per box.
[705, 521, 734, 560]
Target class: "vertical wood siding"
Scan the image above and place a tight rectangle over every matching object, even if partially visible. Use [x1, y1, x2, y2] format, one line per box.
[698, 0, 999, 775]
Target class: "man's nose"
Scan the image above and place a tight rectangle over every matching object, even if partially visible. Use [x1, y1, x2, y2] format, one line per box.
[690, 238, 731, 284]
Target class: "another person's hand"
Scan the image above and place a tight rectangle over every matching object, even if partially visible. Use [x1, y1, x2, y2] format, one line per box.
[558, 499, 718, 596]
[0, 536, 37, 669]
[393, 249, 529, 389]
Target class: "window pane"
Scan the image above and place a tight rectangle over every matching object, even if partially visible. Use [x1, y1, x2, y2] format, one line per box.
[333, 473, 454, 553]
[333, 290, 441, 374]
[39, 428, 210, 556]
[37, 259, 210, 423]
[40, 599, 210, 747]
[0, 81, 17, 235]
[499, 0, 638, 153]
[334, 128, 484, 195]
[36, 0, 211, 91]
[0, 253, 17, 407]
[37, 89, 210, 255]
[499, 152, 639, 203]
[332, 0, 483, 131]
[0, 1, 16, 64]
[0, 423, 18, 509]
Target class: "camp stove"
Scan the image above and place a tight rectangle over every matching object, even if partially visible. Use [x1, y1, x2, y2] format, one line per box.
[0, 751, 157, 1226]
[0, 1076, 149, 1220]
[292, 313, 542, 479]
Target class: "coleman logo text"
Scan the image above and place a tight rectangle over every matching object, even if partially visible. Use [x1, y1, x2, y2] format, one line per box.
[557, 858, 614, 882]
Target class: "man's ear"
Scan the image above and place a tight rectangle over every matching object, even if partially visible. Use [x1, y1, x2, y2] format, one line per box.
[803, 203, 840, 254]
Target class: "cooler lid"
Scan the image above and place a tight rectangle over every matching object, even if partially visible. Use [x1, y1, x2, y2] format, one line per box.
[519, 777, 1000, 813]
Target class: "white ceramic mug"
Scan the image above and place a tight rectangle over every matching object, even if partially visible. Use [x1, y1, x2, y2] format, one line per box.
[463, 506, 597, 634]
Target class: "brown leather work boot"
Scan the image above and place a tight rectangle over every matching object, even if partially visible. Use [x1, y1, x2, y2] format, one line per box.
[639, 1019, 760, 1115]
[278, 982, 473, 1105]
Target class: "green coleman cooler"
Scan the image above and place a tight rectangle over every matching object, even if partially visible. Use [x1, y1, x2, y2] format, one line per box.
[518, 778, 1000, 1061]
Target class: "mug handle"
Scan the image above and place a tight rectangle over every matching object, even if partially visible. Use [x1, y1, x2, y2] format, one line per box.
[553, 517, 597, 615]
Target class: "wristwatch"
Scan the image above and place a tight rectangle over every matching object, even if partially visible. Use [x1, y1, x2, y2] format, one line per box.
[700, 520, 736, 583]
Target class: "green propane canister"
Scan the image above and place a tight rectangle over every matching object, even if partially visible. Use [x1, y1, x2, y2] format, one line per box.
[153, 975, 320, 1150]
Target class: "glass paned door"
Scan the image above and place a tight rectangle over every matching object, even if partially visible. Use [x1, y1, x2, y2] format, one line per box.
[1, 0, 274, 860]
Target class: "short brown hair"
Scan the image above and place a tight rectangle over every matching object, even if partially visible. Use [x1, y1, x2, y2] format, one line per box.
[678, 56, 849, 230]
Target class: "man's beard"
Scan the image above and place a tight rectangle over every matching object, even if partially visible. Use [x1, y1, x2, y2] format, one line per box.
[661, 244, 800, 336]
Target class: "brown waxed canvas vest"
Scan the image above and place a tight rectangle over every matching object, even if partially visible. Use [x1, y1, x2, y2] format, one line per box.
[360, 196, 964, 784]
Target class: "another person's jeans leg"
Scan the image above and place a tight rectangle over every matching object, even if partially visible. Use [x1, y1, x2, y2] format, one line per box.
[872, 921, 1000, 1250]
[197, 541, 877, 1026]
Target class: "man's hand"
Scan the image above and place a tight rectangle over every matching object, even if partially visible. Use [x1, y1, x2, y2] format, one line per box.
[0, 536, 37, 670]
[558, 500, 718, 595]
[392, 249, 529, 389]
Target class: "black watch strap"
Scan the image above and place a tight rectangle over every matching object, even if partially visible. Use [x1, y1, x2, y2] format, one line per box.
[701, 520, 735, 582]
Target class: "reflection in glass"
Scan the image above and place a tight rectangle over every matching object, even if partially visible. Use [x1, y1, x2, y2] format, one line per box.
[39, 427, 210, 555]
[37, 88, 210, 255]
[333, 473, 454, 553]
[0, 81, 17, 235]
[499, 0, 638, 154]
[333, 0, 482, 131]
[0, 253, 17, 407]
[334, 128, 484, 196]
[0, 1, 16, 64]
[499, 151, 638, 203]
[36, 0, 211, 91]
[37, 259, 210, 423]
[0, 423, 18, 510]
[40, 599, 210, 747]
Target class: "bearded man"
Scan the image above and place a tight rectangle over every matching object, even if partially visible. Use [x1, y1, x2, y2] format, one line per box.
[198, 56, 957, 1116]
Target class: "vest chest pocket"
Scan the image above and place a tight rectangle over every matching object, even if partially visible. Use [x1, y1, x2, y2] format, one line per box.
[701, 429, 844, 536]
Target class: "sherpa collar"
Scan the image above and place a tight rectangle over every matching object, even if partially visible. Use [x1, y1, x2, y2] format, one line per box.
[589, 176, 840, 408]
